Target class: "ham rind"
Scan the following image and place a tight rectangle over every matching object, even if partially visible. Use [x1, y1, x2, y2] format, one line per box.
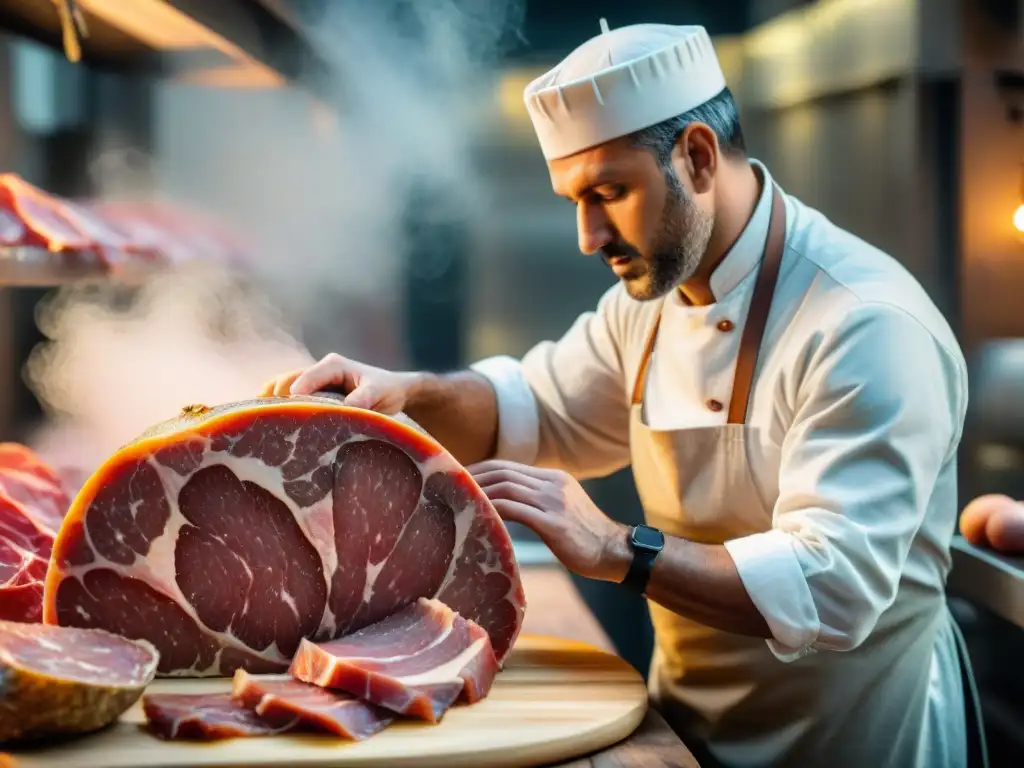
[289, 598, 499, 723]
[42, 396, 526, 677]
[0, 620, 159, 742]
[142, 693, 296, 740]
[231, 670, 393, 739]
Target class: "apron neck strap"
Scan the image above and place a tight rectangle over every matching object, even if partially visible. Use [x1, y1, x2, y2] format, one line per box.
[630, 184, 788, 426]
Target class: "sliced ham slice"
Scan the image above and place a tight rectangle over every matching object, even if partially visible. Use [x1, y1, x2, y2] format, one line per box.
[0, 620, 159, 742]
[142, 693, 297, 740]
[232, 670, 393, 739]
[289, 597, 499, 723]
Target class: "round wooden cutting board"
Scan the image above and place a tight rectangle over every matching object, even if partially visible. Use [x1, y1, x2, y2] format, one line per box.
[2, 634, 649, 768]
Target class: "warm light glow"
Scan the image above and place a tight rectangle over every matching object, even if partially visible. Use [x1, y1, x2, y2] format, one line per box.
[1014, 204, 1024, 234]
[76, 0, 284, 89]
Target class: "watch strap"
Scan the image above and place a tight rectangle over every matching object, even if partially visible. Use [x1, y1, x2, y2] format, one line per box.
[622, 524, 663, 594]
[623, 546, 658, 593]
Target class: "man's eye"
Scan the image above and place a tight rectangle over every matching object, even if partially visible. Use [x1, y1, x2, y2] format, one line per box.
[595, 186, 625, 202]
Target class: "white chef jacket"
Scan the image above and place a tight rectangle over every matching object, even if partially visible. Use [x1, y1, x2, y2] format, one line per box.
[471, 159, 970, 766]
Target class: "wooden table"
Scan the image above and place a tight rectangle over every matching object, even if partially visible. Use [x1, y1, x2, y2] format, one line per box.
[519, 566, 700, 767]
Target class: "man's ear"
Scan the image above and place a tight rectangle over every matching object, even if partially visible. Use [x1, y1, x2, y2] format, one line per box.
[672, 123, 719, 195]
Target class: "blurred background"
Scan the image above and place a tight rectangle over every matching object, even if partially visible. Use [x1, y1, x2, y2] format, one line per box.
[0, 0, 1021, 763]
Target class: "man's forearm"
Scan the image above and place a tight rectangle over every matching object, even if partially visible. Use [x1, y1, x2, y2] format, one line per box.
[604, 526, 772, 638]
[405, 371, 500, 466]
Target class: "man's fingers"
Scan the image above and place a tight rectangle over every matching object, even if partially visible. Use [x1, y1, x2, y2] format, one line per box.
[468, 460, 560, 482]
[490, 499, 548, 530]
[274, 371, 303, 397]
[471, 468, 545, 491]
[478, 480, 543, 508]
[258, 370, 301, 397]
[290, 355, 357, 396]
[342, 384, 380, 411]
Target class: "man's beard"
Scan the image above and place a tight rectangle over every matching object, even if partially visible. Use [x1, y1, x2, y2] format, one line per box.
[602, 171, 714, 301]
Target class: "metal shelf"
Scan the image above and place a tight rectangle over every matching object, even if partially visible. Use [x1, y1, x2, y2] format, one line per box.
[0, 246, 175, 287]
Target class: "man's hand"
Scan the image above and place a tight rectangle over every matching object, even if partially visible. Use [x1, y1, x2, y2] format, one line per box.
[259, 353, 502, 467]
[258, 353, 421, 415]
[467, 460, 629, 582]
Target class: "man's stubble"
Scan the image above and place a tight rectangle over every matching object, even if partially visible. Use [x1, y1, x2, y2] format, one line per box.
[625, 170, 714, 301]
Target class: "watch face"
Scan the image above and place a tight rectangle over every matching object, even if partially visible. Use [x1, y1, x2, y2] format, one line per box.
[631, 524, 664, 550]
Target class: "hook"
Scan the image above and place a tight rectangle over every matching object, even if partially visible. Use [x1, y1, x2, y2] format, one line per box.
[53, 0, 89, 63]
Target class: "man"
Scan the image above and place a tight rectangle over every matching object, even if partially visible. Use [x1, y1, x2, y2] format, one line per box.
[262, 22, 979, 768]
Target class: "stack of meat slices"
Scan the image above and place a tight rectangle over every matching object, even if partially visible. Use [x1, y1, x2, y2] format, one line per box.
[143, 597, 499, 741]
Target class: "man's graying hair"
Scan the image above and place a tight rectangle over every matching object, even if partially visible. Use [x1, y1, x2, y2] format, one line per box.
[628, 87, 746, 174]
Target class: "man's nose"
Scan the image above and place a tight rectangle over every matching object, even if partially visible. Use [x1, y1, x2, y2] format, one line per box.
[577, 203, 614, 255]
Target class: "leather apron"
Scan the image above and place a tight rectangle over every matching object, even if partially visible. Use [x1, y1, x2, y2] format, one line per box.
[627, 185, 982, 768]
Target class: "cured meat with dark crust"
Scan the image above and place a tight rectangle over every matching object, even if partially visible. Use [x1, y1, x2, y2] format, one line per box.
[142, 693, 296, 740]
[43, 395, 526, 677]
[289, 597, 499, 723]
[231, 670, 394, 739]
[0, 620, 159, 743]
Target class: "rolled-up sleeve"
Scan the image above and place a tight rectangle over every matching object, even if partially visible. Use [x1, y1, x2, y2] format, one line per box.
[724, 302, 966, 661]
[470, 284, 633, 479]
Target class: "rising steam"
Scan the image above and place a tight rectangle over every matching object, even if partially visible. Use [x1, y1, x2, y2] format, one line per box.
[22, 0, 525, 483]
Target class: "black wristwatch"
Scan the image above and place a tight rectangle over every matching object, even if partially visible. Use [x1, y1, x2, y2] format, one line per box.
[622, 524, 664, 593]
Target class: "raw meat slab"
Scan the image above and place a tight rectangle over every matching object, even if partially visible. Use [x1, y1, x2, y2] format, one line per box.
[0, 443, 72, 623]
[0, 442, 70, 534]
[1, 495, 55, 624]
[43, 396, 525, 676]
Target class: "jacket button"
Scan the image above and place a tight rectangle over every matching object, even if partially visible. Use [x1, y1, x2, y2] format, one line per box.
[717, 319, 734, 332]
[707, 399, 723, 412]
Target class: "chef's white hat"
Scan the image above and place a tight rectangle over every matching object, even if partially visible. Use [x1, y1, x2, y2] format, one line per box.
[523, 21, 727, 160]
